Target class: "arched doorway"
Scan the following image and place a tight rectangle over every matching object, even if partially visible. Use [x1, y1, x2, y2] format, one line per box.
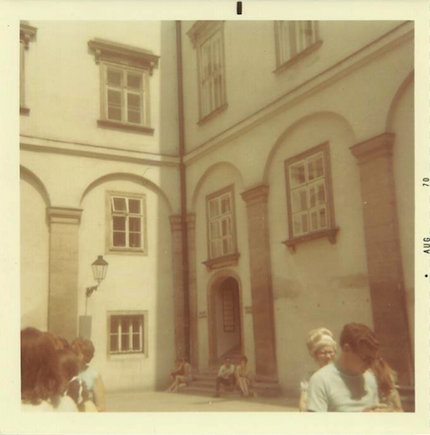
[208, 276, 243, 366]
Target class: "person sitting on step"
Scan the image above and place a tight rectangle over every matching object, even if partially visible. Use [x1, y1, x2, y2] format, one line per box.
[214, 357, 236, 397]
[235, 355, 255, 397]
[166, 357, 192, 392]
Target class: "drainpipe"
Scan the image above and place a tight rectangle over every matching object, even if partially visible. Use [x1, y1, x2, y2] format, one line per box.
[176, 20, 190, 361]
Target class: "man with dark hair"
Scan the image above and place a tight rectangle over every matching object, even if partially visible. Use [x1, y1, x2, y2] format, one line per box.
[214, 357, 236, 398]
[307, 323, 386, 412]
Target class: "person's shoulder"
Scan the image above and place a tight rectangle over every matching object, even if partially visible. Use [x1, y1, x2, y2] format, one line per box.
[310, 362, 336, 382]
[55, 395, 78, 412]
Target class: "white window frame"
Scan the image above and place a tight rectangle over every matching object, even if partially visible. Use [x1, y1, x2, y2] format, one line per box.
[107, 311, 147, 357]
[100, 62, 151, 128]
[187, 21, 227, 123]
[284, 142, 336, 241]
[274, 21, 320, 69]
[107, 191, 147, 254]
[206, 185, 237, 260]
[88, 38, 159, 134]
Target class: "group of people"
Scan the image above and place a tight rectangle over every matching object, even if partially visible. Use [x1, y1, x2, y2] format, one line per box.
[300, 323, 403, 412]
[21, 327, 105, 412]
[167, 355, 255, 398]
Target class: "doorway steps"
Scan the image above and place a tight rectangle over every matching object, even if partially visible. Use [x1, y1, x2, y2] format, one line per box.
[179, 368, 281, 398]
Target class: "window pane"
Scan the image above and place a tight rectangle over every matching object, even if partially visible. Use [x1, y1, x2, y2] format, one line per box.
[309, 186, 316, 208]
[108, 89, 121, 106]
[311, 211, 318, 230]
[290, 164, 306, 186]
[222, 238, 230, 254]
[318, 183, 326, 204]
[132, 334, 140, 350]
[110, 316, 119, 333]
[129, 232, 141, 248]
[108, 107, 121, 121]
[132, 317, 140, 332]
[110, 334, 119, 352]
[129, 217, 141, 232]
[113, 231, 126, 247]
[221, 218, 230, 236]
[308, 160, 315, 181]
[121, 334, 130, 351]
[209, 200, 219, 217]
[107, 69, 122, 87]
[221, 196, 230, 214]
[301, 214, 308, 233]
[320, 207, 327, 228]
[127, 73, 141, 90]
[292, 189, 307, 213]
[293, 214, 302, 236]
[113, 216, 126, 230]
[128, 110, 141, 124]
[113, 197, 126, 211]
[315, 156, 324, 177]
[210, 221, 220, 238]
[129, 199, 141, 214]
[127, 93, 141, 110]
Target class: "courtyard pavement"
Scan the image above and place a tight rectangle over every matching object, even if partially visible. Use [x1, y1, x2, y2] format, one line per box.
[105, 390, 298, 412]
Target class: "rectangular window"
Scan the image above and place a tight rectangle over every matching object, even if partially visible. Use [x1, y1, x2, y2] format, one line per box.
[285, 143, 335, 240]
[103, 64, 148, 127]
[198, 29, 226, 119]
[207, 186, 236, 259]
[108, 313, 145, 355]
[108, 193, 146, 253]
[275, 21, 320, 68]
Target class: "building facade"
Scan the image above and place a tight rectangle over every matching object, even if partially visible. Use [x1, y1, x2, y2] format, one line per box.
[20, 20, 414, 393]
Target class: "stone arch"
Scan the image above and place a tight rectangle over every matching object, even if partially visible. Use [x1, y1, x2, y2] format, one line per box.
[262, 111, 356, 184]
[190, 161, 244, 212]
[206, 269, 244, 366]
[385, 70, 414, 132]
[20, 165, 51, 207]
[79, 172, 173, 214]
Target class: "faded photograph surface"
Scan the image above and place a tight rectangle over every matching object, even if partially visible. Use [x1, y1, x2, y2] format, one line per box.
[19, 20, 415, 413]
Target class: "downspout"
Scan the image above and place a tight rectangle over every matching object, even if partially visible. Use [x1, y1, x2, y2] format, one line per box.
[176, 20, 190, 360]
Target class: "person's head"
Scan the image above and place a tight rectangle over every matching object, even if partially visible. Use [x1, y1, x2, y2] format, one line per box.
[45, 331, 69, 350]
[239, 356, 248, 367]
[21, 327, 62, 404]
[306, 327, 337, 368]
[71, 338, 95, 366]
[224, 357, 232, 367]
[339, 323, 379, 374]
[57, 348, 80, 386]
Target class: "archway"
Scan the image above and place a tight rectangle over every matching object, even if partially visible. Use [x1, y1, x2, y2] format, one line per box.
[208, 276, 243, 366]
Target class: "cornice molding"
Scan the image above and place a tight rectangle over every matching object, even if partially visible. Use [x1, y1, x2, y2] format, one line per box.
[184, 21, 413, 165]
[47, 207, 82, 225]
[20, 23, 37, 49]
[88, 38, 159, 74]
[350, 132, 395, 164]
[20, 135, 180, 167]
[241, 185, 270, 205]
[187, 21, 224, 48]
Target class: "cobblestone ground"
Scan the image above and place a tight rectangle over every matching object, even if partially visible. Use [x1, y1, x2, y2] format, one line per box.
[106, 390, 298, 412]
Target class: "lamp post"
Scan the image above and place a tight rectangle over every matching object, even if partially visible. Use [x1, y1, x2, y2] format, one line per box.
[84, 255, 108, 315]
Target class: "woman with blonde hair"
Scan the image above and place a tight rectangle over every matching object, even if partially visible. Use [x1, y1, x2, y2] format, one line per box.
[299, 327, 337, 411]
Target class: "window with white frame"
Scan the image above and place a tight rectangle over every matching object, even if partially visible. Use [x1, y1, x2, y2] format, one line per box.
[108, 193, 146, 252]
[207, 186, 236, 259]
[108, 313, 145, 355]
[285, 143, 336, 240]
[187, 21, 227, 122]
[275, 21, 320, 68]
[20, 22, 37, 115]
[88, 38, 159, 134]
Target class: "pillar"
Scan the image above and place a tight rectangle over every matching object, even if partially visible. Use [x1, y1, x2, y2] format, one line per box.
[350, 133, 413, 384]
[47, 207, 82, 341]
[170, 215, 187, 358]
[241, 185, 278, 382]
[186, 213, 199, 370]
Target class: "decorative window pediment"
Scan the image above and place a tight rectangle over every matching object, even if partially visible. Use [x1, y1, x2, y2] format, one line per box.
[88, 38, 159, 74]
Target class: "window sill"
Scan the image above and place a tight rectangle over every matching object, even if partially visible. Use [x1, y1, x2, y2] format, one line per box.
[198, 103, 228, 126]
[108, 352, 147, 360]
[202, 252, 240, 270]
[20, 106, 30, 116]
[98, 119, 154, 135]
[273, 40, 323, 74]
[282, 227, 339, 253]
[108, 247, 147, 256]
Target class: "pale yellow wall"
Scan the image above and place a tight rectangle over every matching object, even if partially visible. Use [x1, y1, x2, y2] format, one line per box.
[79, 177, 174, 390]
[20, 174, 49, 331]
[181, 20, 405, 152]
[391, 79, 414, 350]
[267, 113, 372, 392]
[21, 21, 178, 156]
